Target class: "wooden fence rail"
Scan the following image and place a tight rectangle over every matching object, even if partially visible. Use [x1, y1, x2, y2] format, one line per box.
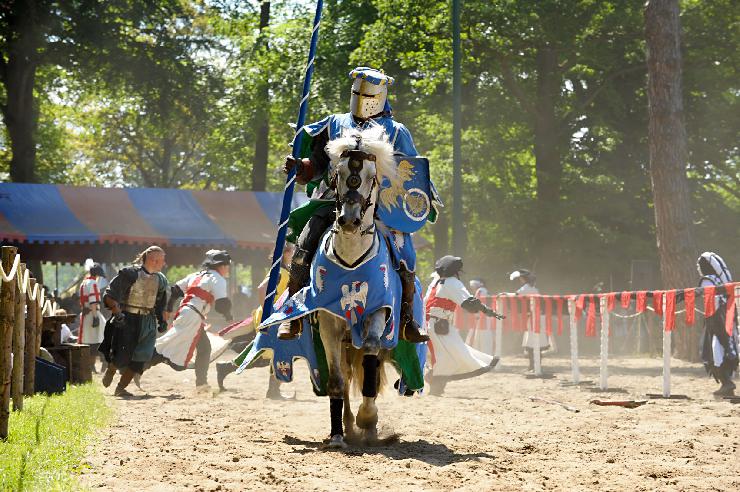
[0, 246, 57, 440]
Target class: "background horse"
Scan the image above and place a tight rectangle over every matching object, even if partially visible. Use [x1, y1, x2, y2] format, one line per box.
[318, 126, 404, 448]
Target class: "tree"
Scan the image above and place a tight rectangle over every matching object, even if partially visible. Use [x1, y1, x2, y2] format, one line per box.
[645, 0, 698, 359]
[0, 1, 201, 184]
[251, 1, 271, 191]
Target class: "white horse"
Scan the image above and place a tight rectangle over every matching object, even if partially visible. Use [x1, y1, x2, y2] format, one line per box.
[318, 126, 404, 448]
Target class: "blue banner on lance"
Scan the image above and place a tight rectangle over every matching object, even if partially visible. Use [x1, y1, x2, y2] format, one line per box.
[376, 156, 435, 233]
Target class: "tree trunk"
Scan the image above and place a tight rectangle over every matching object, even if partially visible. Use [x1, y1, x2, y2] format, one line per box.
[433, 202, 449, 264]
[1, 1, 43, 184]
[251, 1, 271, 191]
[532, 45, 564, 278]
[645, 0, 697, 360]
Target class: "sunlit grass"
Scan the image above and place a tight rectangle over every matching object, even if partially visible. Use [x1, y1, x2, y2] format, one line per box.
[0, 383, 111, 491]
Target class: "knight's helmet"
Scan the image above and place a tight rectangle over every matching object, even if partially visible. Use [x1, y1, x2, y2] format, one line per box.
[203, 249, 231, 269]
[435, 255, 464, 278]
[349, 67, 394, 120]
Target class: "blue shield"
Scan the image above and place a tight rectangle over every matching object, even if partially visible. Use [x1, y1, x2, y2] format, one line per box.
[376, 156, 435, 233]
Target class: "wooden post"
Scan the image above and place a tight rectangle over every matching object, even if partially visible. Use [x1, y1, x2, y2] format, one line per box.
[35, 295, 42, 356]
[1, 246, 17, 439]
[23, 278, 36, 396]
[11, 263, 25, 411]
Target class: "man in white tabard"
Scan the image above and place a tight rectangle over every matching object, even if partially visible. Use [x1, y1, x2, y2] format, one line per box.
[509, 269, 550, 373]
[425, 256, 502, 396]
[154, 250, 233, 392]
[79, 261, 108, 372]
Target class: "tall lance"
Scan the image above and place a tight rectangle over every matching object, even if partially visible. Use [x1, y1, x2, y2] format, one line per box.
[260, 0, 324, 323]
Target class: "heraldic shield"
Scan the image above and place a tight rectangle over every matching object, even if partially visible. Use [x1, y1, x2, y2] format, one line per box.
[376, 156, 436, 233]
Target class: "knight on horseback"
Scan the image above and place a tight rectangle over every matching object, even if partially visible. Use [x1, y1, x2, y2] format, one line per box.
[278, 66, 438, 344]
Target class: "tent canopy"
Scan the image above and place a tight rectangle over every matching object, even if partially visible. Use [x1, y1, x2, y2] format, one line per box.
[0, 183, 306, 265]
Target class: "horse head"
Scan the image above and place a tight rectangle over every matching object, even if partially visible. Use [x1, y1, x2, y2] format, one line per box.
[326, 126, 397, 234]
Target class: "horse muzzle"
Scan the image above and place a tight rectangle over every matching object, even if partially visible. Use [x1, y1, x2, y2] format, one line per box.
[337, 193, 363, 232]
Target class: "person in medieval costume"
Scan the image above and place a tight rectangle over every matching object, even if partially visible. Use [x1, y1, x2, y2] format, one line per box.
[78, 261, 108, 372]
[465, 278, 496, 355]
[508, 269, 549, 373]
[99, 246, 168, 397]
[697, 252, 737, 396]
[216, 246, 293, 398]
[153, 250, 233, 392]
[425, 256, 501, 396]
[277, 66, 439, 344]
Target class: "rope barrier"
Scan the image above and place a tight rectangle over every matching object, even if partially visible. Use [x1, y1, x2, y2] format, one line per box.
[0, 253, 20, 282]
[609, 306, 706, 319]
[0, 250, 56, 315]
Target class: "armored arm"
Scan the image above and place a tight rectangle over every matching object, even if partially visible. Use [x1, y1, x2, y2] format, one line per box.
[283, 129, 330, 186]
[214, 298, 233, 321]
[154, 276, 169, 332]
[460, 297, 504, 319]
[167, 284, 184, 313]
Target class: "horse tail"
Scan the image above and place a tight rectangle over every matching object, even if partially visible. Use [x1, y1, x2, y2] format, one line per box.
[349, 348, 387, 397]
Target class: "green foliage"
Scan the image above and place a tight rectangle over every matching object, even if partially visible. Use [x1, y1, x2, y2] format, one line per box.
[0, 0, 736, 291]
[0, 383, 112, 491]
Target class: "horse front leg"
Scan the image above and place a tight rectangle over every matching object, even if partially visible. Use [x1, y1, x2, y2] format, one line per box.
[318, 311, 347, 449]
[342, 348, 356, 438]
[356, 309, 387, 438]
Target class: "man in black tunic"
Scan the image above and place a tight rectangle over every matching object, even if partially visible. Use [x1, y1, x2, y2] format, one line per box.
[99, 246, 169, 397]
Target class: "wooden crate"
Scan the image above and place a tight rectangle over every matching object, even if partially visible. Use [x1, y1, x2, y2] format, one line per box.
[47, 344, 93, 384]
[42, 314, 78, 347]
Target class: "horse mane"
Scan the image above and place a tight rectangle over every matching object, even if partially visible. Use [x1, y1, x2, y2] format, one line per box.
[325, 125, 399, 187]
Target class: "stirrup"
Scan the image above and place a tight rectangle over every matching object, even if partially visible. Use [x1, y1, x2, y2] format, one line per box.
[277, 319, 302, 340]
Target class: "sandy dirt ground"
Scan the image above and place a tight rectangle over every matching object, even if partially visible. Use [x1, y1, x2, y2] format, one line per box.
[81, 354, 739, 491]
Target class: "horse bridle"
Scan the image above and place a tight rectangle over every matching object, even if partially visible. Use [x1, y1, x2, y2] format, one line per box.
[331, 147, 378, 236]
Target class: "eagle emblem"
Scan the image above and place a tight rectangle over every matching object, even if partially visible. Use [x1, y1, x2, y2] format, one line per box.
[276, 360, 291, 378]
[316, 266, 328, 293]
[340, 281, 369, 325]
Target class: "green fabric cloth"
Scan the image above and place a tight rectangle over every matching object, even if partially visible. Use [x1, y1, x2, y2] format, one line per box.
[390, 340, 425, 390]
[131, 315, 158, 362]
[232, 341, 253, 367]
[287, 199, 333, 243]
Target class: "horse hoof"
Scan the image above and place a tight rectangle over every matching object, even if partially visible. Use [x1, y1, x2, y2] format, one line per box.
[356, 404, 379, 430]
[327, 434, 347, 449]
[363, 428, 378, 443]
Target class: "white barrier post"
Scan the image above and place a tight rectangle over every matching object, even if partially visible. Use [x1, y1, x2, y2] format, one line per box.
[735, 285, 740, 324]
[531, 297, 542, 376]
[599, 296, 609, 390]
[568, 298, 580, 384]
[662, 293, 671, 397]
[494, 311, 502, 361]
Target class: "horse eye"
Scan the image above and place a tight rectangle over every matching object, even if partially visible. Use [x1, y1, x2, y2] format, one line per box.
[347, 175, 362, 189]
